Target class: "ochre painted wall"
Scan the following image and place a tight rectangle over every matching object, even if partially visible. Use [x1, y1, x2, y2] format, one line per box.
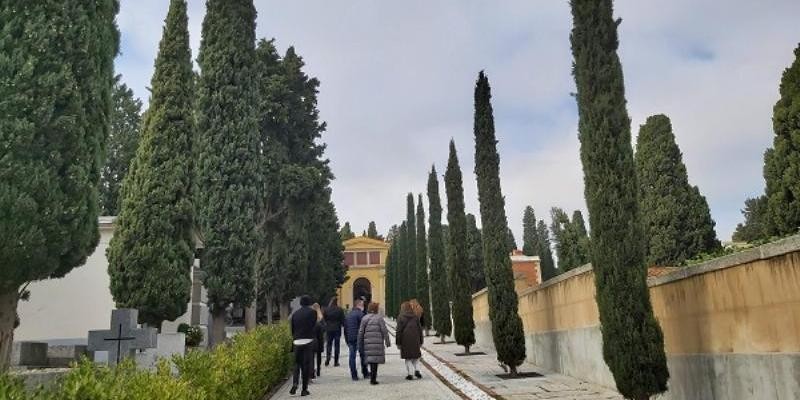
[473, 237, 800, 356]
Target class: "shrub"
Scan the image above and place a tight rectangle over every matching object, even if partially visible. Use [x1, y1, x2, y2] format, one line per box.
[175, 323, 292, 400]
[0, 374, 34, 400]
[3, 324, 291, 400]
[54, 358, 203, 400]
[177, 323, 204, 347]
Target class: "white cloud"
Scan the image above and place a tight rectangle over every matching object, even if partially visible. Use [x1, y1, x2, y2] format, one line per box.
[115, 0, 800, 243]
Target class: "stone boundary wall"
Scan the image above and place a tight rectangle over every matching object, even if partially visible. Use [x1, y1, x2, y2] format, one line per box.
[472, 235, 800, 400]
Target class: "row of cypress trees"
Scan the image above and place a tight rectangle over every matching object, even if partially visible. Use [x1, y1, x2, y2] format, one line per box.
[385, 72, 529, 370]
[107, 0, 343, 345]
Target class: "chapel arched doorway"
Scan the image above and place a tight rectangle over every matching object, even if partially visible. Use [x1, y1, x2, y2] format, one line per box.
[352, 277, 372, 305]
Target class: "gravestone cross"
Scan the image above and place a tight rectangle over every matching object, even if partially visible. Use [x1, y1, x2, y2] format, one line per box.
[88, 309, 157, 366]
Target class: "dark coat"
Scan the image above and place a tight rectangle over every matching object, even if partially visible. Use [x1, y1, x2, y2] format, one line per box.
[323, 306, 345, 333]
[358, 313, 391, 364]
[343, 308, 365, 344]
[395, 312, 423, 359]
[313, 321, 325, 353]
[291, 306, 317, 340]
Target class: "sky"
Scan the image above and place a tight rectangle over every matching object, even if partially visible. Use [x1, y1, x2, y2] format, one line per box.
[116, 0, 800, 243]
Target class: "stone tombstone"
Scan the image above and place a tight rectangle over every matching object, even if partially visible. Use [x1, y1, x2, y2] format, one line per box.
[47, 345, 93, 368]
[87, 309, 157, 366]
[135, 332, 185, 371]
[11, 342, 48, 367]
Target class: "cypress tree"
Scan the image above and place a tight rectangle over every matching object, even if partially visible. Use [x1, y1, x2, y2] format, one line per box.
[340, 222, 356, 240]
[522, 206, 538, 256]
[100, 77, 143, 216]
[196, 0, 260, 346]
[506, 228, 518, 252]
[427, 166, 452, 340]
[550, 207, 575, 270]
[445, 140, 476, 353]
[466, 214, 487, 292]
[406, 193, 418, 301]
[305, 189, 345, 306]
[536, 220, 558, 281]
[570, 0, 669, 397]
[367, 221, 380, 239]
[472, 72, 525, 372]
[416, 194, 431, 330]
[571, 210, 591, 266]
[764, 44, 800, 236]
[635, 114, 719, 266]
[107, 0, 195, 329]
[396, 222, 408, 310]
[385, 245, 395, 317]
[0, 0, 118, 369]
[733, 196, 769, 242]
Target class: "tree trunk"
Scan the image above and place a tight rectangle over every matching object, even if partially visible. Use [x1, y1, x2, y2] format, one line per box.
[0, 289, 19, 372]
[279, 302, 289, 320]
[265, 293, 274, 325]
[464, 345, 470, 354]
[209, 307, 226, 348]
[439, 334, 445, 344]
[244, 301, 256, 331]
[509, 364, 518, 378]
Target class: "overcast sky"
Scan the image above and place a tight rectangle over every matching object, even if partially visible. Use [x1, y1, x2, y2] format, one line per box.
[116, 1, 800, 243]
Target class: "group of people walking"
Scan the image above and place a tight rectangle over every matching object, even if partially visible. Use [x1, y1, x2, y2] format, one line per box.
[289, 295, 427, 396]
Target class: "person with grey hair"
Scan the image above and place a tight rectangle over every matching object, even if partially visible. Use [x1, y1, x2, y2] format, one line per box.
[343, 299, 368, 380]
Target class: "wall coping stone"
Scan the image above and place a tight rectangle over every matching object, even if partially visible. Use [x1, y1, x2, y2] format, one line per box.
[473, 234, 800, 299]
[648, 234, 800, 287]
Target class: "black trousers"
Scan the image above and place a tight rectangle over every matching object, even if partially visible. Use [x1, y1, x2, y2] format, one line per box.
[292, 344, 313, 390]
[369, 362, 379, 383]
[315, 351, 322, 376]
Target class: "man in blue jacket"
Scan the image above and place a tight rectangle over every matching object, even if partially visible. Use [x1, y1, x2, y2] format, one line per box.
[343, 299, 369, 380]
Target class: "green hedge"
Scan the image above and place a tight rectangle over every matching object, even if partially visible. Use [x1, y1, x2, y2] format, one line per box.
[1, 324, 292, 400]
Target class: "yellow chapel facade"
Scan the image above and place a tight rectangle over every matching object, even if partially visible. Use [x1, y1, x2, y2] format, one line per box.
[337, 236, 389, 312]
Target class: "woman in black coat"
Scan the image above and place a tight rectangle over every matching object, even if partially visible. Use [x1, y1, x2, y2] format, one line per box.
[311, 303, 325, 378]
[395, 301, 424, 380]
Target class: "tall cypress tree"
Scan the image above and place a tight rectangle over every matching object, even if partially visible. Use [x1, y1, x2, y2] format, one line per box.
[196, 0, 260, 346]
[522, 206, 538, 256]
[0, 0, 118, 369]
[107, 0, 195, 329]
[405, 193, 417, 302]
[570, 0, 669, 397]
[550, 207, 575, 270]
[635, 114, 719, 266]
[764, 44, 800, 236]
[506, 228, 518, 252]
[466, 213, 487, 292]
[396, 222, 408, 312]
[445, 140, 476, 353]
[416, 194, 431, 330]
[340, 222, 356, 240]
[571, 210, 591, 266]
[536, 220, 558, 281]
[367, 221, 380, 239]
[100, 77, 143, 216]
[472, 72, 525, 372]
[427, 166, 452, 340]
[255, 42, 334, 314]
[385, 245, 395, 317]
